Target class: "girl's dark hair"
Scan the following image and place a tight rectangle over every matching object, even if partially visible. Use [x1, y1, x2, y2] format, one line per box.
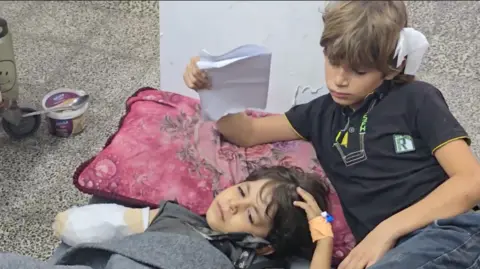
[245, 166, 330, 259]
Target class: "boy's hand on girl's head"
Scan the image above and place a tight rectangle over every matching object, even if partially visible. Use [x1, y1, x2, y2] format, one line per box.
[293, 187, 323, 221]
[183, 56, 211, 90]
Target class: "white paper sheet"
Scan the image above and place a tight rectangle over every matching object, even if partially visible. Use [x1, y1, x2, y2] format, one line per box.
[196, 44, 272, 121]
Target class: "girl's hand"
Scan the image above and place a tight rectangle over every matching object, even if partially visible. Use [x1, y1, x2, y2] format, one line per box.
[295, 188, 334, 269]
[183, 56, 210, 90]
[293, 187, 323, 220]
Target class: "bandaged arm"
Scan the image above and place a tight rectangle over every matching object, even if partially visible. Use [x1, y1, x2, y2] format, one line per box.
[308, 216, 334, 269]
[52, 204, 156, 246]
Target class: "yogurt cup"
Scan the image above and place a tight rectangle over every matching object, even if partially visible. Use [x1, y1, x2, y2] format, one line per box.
[42, 88, 89, 138]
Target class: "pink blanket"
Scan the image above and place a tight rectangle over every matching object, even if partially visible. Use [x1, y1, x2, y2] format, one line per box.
[74, 88, 355, 264]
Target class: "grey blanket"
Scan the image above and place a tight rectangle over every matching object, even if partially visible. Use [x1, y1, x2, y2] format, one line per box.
[0, 232, 234, 269]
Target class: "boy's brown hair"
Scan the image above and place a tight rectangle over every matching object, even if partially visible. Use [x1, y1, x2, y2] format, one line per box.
[320, 1, 413, 84]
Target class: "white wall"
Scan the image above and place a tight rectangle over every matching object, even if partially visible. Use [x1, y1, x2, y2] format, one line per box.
[160, 1, 328, 113]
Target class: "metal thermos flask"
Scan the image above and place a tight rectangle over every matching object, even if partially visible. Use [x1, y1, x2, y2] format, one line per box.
[0, 18, 42, 139]
[0, 18, 19, 104]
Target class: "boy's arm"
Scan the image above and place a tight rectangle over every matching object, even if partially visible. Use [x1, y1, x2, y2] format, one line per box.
[378, 86, 480, 240]
[310, 238, 333, 269]
[216, 113, 301, 147]
[185, 55, 316, 147]
[338, 86, 480, 269]
[384, 139, 480, 239]
[216, 96, 325, 147]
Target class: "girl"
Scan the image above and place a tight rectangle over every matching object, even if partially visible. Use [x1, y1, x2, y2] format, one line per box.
[53, 166, 336, 269]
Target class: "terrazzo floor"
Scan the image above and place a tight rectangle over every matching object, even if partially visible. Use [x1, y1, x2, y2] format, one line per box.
[0, 0, 479, 261]
[408, 2, 480, 152]
[0, 1, 159, 259]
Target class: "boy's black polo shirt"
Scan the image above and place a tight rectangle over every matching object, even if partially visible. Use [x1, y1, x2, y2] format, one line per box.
[285, 80, 470, 242]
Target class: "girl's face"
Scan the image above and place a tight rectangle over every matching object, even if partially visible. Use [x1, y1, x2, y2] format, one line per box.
[206, 179, 275, 239]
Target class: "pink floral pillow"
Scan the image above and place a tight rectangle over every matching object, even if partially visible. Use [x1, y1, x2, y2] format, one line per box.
[74, 88, 355, 265]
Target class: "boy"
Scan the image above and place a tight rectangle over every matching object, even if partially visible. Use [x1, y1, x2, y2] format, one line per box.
[183, 1, 480, 269]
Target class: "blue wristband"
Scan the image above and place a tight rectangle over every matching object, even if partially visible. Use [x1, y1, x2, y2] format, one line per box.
[321, 211, 334, 223]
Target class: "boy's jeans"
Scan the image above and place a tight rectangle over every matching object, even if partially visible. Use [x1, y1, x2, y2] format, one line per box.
[369, 211, 480, 269]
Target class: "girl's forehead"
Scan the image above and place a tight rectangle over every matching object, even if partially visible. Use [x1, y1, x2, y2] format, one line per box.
[249, 179, 274, 199]
[252, 180, 280, 218]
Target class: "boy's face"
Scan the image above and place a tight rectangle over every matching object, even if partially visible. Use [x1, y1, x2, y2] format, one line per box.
[324, 57, 385, 109]
[206, 179, 275, 239]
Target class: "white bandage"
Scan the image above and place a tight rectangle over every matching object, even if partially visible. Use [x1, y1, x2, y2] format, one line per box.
[394, 28, 429, 75]
[142, 207, 150, 230]
[54, 204, 132, 246]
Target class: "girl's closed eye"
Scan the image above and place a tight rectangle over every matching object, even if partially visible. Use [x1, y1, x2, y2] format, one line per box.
[248, 209, 254, 224]
[238, 186, 246, 197]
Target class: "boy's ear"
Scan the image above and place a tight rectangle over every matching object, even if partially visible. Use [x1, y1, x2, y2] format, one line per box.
[256, 245, 275, 256]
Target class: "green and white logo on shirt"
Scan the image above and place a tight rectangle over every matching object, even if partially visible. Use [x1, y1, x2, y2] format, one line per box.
[393, 134, 415, 153]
